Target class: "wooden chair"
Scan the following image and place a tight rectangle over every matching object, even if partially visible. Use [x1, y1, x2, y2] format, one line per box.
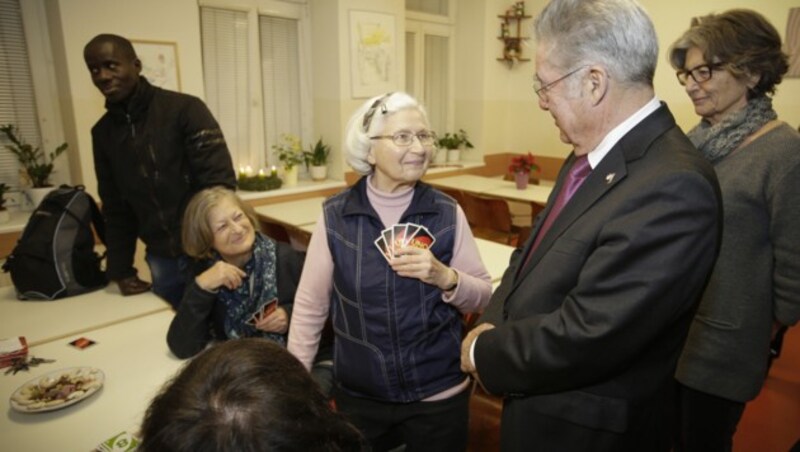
[461, 192, 519, 246]
[467, 381, 503, 451]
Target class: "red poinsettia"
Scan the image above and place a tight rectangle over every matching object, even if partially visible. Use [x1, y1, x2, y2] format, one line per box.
[508, 152, 540, 174]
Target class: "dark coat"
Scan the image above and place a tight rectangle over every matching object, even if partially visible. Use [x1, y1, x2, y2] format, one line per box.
[475, 104, 723, 451]
[91, 78, 236, 280]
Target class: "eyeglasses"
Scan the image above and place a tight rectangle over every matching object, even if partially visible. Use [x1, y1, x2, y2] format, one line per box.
[533, 66, 587, 100]
[370, 131, 438, 148]
[676, 63, 725, 86]
[362, 92, 394, 133]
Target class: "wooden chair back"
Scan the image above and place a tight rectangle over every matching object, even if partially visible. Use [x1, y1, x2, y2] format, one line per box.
[461, 193, 519, 246]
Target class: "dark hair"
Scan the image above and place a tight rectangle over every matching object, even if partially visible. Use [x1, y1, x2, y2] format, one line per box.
[140, 338, 364, 452]
[668, 9, 788, 97]
[84, 33, 138, 61]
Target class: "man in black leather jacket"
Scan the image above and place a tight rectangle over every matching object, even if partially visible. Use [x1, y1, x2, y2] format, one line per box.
[84, 34, 236, 308]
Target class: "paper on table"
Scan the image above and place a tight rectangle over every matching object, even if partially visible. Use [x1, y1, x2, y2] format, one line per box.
[0, 337, 25, 354]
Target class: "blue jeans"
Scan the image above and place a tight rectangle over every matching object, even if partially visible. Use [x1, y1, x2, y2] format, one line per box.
[145, 253, 191, 309]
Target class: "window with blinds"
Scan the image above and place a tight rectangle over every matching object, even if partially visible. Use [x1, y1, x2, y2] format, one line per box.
[200, 7, 251, 169]
[200, 6, 306, 171]
[259, 15, 302, 164]
[0, 0, 42, 190]
[405, 21, 452, 133]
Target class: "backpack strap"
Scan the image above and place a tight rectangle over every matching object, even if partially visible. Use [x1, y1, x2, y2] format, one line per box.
[87, 190, 106, 246]
[72, 185, 106, 246]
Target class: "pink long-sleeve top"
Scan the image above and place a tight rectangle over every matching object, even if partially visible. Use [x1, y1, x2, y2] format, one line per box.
[288, 177, 492, 401]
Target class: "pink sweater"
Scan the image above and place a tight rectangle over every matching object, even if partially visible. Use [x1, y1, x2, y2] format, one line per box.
[288, 177, 492, 400]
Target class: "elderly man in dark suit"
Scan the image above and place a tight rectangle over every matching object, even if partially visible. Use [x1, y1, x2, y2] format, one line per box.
[460, 0, 722, 451]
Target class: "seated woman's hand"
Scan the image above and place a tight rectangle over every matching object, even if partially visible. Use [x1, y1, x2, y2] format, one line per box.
[255, 307, 289, 334]
[196, 261, 247, 292]
[391, 247, 458, 291]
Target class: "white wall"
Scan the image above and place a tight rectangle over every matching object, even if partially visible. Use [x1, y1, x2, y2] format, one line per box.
[46, 0, 204, 197]
[34, 0, 800, 195]
[484, 0, 800, 159]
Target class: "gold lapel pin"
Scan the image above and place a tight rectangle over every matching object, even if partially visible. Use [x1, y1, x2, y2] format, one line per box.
[605, 173, 616, 184]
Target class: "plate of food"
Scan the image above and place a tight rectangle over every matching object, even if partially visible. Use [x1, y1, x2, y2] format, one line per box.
[9, 367, 104, 413]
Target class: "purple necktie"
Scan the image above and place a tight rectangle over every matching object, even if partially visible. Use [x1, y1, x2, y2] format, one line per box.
[521, 155, 592, 271]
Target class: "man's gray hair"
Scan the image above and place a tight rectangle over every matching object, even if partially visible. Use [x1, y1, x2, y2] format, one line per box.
[534, 0, 658, 85]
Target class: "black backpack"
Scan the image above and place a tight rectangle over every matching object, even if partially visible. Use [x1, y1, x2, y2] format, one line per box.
[2, 185, 108, 300]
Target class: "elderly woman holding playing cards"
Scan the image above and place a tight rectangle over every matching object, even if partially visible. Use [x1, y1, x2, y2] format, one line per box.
[288, 91, 492, 451]
[166, 187, 305, 359]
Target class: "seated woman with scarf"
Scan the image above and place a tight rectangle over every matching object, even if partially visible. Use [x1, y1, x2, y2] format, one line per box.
[166, 186, 304, 359]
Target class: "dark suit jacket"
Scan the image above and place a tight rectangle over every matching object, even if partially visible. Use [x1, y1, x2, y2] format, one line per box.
[474, 104, 722, 452]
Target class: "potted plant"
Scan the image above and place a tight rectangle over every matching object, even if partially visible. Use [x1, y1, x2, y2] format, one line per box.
[437, 128, 473, 163]
[508, 152, 540, 189]
[0, 182, 9, 223]
[303, 138, 331, 181]
[1, 124, 68, 208]
[272, 133, 304, 187]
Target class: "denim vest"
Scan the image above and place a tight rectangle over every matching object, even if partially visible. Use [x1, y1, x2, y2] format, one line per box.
[324, 178, 463, 402]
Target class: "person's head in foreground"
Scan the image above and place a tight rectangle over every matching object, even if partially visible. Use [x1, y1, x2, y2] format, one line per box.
[140, 338, 364, 452]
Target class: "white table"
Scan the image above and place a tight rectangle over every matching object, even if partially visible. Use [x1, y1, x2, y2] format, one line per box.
[484, 184, 553, 206]
[254, 196, 326, 228]
[0, 310, 182, 451]
[429, 175, 553, 207]
[474, 238, 514, 283]
[428, 175, 508, 194]
[0, 286, 171, 346]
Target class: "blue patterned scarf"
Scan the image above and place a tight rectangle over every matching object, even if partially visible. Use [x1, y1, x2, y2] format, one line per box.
[216, 232, 285, 345]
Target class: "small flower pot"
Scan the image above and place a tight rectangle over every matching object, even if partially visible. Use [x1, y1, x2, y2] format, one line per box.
[24, 186, 55, 210]
[514, 171, 529, 190]
[447, 148, 461, 163]
[309, 165, 328, 181]
[282, 166, 299, 187]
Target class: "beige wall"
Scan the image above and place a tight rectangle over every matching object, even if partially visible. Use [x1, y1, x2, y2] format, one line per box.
[483, 0, 800, 159]
[38, 0, 800, 195]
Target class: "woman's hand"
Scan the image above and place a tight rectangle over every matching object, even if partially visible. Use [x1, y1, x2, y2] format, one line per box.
[195, 261, 247, 292]
[255, 307, 289, 334]
[391, 246, 458, 291]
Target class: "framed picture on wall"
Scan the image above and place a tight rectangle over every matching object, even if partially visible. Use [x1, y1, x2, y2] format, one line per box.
[349, 11, 398, 98]
[131, 40, 182, 92]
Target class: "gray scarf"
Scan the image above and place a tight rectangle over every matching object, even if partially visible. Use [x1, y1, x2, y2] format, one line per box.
[687, 96, 777, 164]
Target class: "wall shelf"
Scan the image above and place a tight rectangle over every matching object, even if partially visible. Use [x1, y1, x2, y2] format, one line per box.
[497, 3, 531, 68]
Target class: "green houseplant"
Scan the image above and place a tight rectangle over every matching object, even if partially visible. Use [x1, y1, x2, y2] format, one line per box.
[436, 128, 473, 164]
[303, 138, 331, 181]
[1, 124, 68, 188]
[272, 133, 305, 187]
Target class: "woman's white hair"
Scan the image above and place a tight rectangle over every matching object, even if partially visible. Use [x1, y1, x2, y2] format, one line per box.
[343, 92, 430, 175]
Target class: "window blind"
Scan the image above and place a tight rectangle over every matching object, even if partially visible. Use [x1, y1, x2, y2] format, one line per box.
[200, 7, 250, 169]
[0, 0, 41, 190]
[259, 15, 301, 165]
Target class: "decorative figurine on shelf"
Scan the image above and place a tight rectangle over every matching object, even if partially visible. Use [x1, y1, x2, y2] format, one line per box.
[515, 2, 525, 17]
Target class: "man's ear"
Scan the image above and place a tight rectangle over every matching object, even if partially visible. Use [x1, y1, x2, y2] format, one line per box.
[134, 58, 143, 74]
[588, 66, 609, 105]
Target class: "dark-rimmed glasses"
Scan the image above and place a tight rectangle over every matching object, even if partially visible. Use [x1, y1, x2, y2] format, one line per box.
[370, 131, 438, 148]
[676, 63, 725, 86]
[362, 92, 394, 132]
[533, 66, 587, 100]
